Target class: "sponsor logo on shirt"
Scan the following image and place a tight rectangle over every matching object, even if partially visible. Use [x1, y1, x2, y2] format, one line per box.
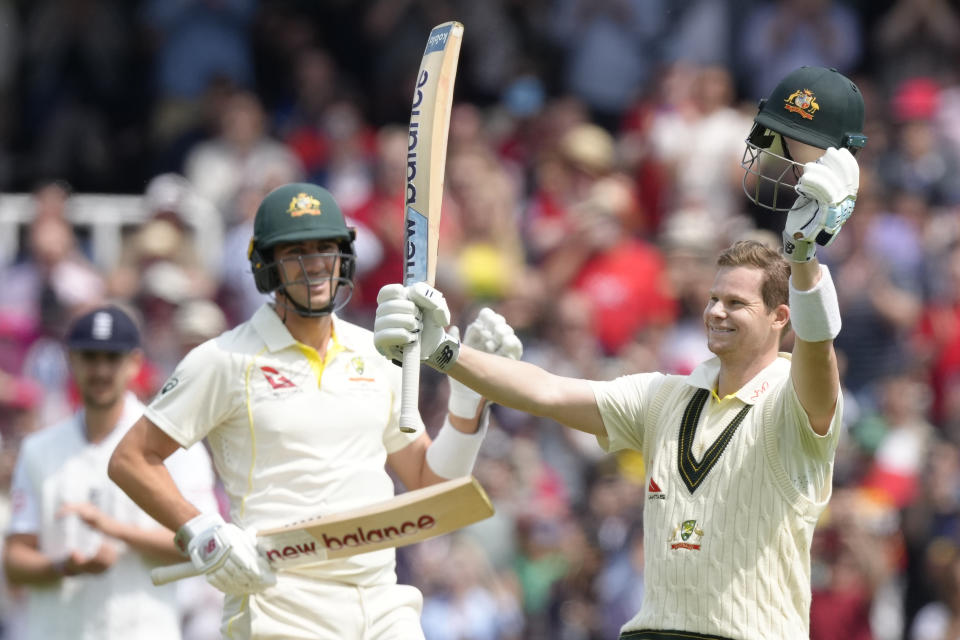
[160, 376, 180, 395]
[670, 519, 704, 551]
[260, 366, 296, 389]
[647, 477, 666, 500]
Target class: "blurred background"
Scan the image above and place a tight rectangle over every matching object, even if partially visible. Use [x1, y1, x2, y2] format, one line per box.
[1, 0, 959, 638]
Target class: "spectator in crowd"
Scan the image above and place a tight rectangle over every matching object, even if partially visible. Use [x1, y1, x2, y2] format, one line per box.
[3, 305, 218, 640]
[739, 0, 862, 100]
[184, 90, 303, 220]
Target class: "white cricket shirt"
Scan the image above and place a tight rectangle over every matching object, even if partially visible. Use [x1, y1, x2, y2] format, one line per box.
[7, 393, 217, 640]
[591, 354, 842, 640]
[146, 304, 422, 586]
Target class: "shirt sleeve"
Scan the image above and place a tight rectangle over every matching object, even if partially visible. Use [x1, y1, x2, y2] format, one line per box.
[7, 446, 39, 535]
[775, 380, 843, 502]
[145, 339, 240, 448]
[589, 372, 666, 453]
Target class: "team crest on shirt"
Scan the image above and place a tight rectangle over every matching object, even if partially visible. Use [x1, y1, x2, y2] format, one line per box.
[784, 89, 819, 120]
[670, 519, 704, 551]
[348, 357, 375, 382]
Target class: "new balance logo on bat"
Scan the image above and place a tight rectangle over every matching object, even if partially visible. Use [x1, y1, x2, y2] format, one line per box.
[263, 514, 437, 563]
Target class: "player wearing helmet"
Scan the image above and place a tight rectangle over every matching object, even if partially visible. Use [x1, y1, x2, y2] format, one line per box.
[108, 183, 522, 639]
[374, 68, 865, 640]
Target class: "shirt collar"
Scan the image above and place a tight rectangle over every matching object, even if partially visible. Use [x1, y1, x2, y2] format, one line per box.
[251, 304, 354, 354]
[685, 353, 792, 405]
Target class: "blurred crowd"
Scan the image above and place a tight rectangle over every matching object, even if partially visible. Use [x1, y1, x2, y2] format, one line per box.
[2, 0, 960, 638]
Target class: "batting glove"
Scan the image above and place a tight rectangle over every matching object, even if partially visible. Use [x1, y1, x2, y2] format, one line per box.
[374, 283, 460, 371]
[448, 308, 524, 418]
[176, 513, 275, 596]
[783, 147, 859, 262]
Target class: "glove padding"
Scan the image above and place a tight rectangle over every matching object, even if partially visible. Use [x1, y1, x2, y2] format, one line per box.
[177, 513, 275, 596]
[374, 283, 460, 371]
[783, 147, 859, 262]
[448, 308, 524, 418]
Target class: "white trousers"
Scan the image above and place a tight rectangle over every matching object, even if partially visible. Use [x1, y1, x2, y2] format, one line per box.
[220, 574, 425, 640]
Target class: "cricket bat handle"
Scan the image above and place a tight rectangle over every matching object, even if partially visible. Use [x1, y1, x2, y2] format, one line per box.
[151, 560, 202, 586]
[399, 340, 421, 433]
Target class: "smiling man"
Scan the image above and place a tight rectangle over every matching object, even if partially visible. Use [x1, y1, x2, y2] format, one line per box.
[373, 66, 865, 640]
[107, 182, 521, 640]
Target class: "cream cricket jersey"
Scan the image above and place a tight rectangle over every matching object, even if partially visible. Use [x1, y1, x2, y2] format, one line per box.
[591, 354, 842, 640]
[146, 304, 422, 586]
[7, 393, 217, 640]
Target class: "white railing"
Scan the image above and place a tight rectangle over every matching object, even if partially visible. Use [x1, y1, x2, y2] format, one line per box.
[0, 193, 224, 276]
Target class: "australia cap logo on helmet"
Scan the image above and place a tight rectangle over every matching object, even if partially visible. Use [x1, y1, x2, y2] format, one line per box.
[784, 89, 819, 120]
[287, 192, 323, 217]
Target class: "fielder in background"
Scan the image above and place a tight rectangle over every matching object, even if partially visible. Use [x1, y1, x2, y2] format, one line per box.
[374, 66, 865, 640]
[3, 305, 219, 640]
[107, 183, 522, 640]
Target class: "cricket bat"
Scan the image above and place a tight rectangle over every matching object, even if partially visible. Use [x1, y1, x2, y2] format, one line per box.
[400, 21, 464, 433]
[150, 475, 492, 586]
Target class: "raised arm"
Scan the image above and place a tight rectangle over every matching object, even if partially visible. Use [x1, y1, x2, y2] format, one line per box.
[788, 260, 840, 435]
[374, 283, 606, 436]
[781, 146, 858, 435]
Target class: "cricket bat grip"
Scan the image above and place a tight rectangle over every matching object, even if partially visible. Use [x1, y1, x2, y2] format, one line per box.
[151, 560, 203, 586]
[399, 340, 421, 433]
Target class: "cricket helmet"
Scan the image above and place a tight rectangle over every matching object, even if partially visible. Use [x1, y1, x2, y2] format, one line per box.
[742, 66, 867, 211]
[248, 183, 356, 316]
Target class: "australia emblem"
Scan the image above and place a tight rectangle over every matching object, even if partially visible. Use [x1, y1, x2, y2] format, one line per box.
[784, 89, 819, 120]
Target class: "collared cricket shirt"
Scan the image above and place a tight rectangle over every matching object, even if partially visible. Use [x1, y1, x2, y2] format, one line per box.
[147, 304, 422, 585]
[591, 354, 842, 640]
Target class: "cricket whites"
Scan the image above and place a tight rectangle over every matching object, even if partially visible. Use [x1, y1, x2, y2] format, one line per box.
[400, 21, 464, 433]
[151, 475, 493, 585]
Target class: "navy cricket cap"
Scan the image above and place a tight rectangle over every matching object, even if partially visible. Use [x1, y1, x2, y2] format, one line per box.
[65, 305, 141, 352]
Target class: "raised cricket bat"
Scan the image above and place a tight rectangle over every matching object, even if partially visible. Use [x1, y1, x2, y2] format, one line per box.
[400, 21, 464, 433]
[150, 475, 491, 586]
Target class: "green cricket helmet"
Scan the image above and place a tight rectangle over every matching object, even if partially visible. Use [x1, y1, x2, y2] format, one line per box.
[742, 66, 867, 212]
[248, 183, 357, 316]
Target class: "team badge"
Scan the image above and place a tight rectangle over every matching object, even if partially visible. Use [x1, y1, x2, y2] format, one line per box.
[351, 357, 365, 375]
[784, 88, 819, 120]
[287, 193, 323, 217]
[670, 519, 704, 550]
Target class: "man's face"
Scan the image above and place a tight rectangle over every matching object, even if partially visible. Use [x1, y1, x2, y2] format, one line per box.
[703, 266, 786, 358]
[68, 350, 141, 410]
[274, 239, 342, 309]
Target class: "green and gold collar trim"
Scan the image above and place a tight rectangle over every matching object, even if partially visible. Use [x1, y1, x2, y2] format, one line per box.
[678, 388, 752, 494]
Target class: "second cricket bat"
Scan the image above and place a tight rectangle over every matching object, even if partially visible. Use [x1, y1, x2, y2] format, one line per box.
[151, 475, 492, 586]
[400, 21, 464, 432]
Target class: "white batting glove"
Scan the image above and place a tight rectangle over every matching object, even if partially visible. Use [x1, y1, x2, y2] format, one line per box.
[447, 308, 524, 418]
[374, 283, 460, 371]
[783, 147, 859, 262]
[175, 513, 275, 596]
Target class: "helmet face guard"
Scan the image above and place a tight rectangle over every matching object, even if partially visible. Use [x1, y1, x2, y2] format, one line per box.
[741, 123, 805, 213]
[267, 249, 356, 317]
[742, 66, 867, 212]
[248, 183, 357, 318]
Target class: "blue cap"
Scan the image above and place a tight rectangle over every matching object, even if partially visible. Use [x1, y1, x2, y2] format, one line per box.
[65, 306, 141, 352]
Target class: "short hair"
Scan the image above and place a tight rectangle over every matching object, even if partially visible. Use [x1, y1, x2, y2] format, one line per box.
[716, 240, 790, 312]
